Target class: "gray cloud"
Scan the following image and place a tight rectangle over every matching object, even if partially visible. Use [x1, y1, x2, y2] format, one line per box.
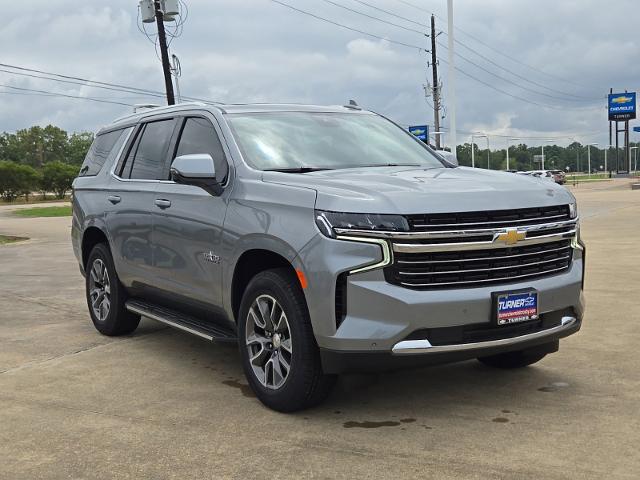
[1, 0, 636, 148]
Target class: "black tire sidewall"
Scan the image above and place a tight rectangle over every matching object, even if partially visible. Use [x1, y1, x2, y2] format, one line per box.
[238, 269, 322, 411]
[85, 243, 137, 336]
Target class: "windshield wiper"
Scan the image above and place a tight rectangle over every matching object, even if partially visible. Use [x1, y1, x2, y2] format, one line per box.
[342, 163, 422, 168]
[265, 167, 332, 173]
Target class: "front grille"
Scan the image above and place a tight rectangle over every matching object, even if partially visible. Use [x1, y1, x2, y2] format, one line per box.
[406, 205, 571, 232]
[385, 239, 573, 289]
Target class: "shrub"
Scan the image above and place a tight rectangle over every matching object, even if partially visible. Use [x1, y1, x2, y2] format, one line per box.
[0, 161, 40, 202]
[40, 161, 78, 199]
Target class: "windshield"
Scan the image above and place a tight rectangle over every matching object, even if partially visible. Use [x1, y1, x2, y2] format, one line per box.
[226, 112, 446, 171]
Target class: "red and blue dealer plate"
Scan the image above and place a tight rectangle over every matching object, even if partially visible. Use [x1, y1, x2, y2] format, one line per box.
[494, 290, 539, 326]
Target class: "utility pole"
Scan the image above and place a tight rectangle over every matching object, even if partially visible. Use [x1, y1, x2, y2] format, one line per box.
[429, 15, 441, 150]
[154, 0, 175, 105]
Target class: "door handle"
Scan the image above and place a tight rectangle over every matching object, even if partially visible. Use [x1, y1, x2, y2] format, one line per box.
[107, 195, 121, 204]
[155, 199, 172, 209]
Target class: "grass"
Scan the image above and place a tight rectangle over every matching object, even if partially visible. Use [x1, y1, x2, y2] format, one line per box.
[13, 205, 72, 217]
[0, 195, 71, 205]
[566, 173, 611, 181]
[0, 235, 28, 245]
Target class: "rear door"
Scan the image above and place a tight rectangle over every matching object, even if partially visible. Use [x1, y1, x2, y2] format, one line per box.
[105, 118, 178, 291]
[151, 114, 231, 313]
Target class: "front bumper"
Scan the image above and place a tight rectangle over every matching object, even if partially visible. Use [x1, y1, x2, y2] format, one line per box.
[320, 309, 581, 374]
[298, 232, 585, 374]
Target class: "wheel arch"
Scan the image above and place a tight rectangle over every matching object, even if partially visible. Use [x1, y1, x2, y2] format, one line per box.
[230, 249, 299, 323]
[81, 226, 110, 270]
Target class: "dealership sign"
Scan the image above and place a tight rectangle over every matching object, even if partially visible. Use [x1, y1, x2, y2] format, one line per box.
[608, 92, 636, 121]
[408, 125, 429, 141]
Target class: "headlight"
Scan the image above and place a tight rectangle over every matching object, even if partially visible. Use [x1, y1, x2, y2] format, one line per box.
[315, 210, 409, 238]
[569, 201, 578, 219]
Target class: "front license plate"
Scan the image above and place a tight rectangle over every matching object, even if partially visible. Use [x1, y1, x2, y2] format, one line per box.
[494, 290, 539, 326]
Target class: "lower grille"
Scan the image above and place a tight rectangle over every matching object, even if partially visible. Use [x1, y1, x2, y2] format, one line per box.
[385, 240, 572, 289]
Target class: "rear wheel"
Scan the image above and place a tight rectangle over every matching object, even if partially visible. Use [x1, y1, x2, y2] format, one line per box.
[478, 348, 548, 369]
[238, 268, 336, 412]
[85, 243, 140, 336]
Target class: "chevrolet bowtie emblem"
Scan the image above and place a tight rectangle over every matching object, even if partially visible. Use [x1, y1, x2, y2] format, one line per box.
[495, 228, 526, 245]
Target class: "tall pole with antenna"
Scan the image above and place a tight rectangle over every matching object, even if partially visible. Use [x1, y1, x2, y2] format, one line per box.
[154, 0, 175, 105]
[446, 0, 457, 154]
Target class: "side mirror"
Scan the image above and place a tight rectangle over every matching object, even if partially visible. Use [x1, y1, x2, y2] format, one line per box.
[170, 154, 222, 196]
[436, 150, 458, 167]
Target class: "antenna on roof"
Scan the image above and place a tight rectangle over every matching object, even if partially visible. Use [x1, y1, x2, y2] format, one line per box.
[133, 103, 161, 113]
[344, 99, 362, 110]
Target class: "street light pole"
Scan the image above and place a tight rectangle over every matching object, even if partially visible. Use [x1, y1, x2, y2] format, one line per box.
[471, 134, 487, 168]
[587, 143, 598, 178]
[486, 136, 491, 169]
[604, 144, 613, 175]
[506, 138, 520, 171]
[446, 0, 457, 153]
[631, 147, 638, 174]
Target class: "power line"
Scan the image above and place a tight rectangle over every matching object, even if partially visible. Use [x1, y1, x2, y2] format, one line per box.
[269, 0, 422, 51]
[0, 62, 220, 104]
[319, 0, 424, 34]
[270, 1, 603, 111]
[390, 0, 597, 91]
[320, 0, 600, 103]
[436, 40, 604, 105]
[0, 68, 169, 101]
[0, 84, 134, 107]
[351, 0, 428, 28]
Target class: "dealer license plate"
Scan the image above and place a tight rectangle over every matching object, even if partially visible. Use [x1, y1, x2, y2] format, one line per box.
[494, 290, 539, 325]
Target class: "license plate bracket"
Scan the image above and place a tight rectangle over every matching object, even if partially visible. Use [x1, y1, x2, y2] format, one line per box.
[492, 289, 539, 326]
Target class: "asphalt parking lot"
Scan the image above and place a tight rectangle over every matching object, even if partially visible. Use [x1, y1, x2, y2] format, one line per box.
[1, 179, 638, 479]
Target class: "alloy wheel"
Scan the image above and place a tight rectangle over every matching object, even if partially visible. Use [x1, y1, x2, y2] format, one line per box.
[245, 294, 293, 390]
[89, 258, 111, 322]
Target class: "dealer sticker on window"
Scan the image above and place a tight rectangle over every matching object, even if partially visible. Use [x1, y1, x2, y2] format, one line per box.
[495, 291, 539, 325]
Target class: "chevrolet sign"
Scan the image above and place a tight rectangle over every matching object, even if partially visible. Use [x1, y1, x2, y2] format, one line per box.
[609, 92, 636, 121]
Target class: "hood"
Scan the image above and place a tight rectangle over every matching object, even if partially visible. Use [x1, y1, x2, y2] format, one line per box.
[262, 166, 575, 214]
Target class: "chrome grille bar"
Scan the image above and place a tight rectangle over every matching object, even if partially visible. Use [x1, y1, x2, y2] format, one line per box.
[398, 265, 569, 288]
[396, 244, 571, 264]
[411, 213, 568, 229]
[392, 229, 576, 254]
[396, 255, 570, 276]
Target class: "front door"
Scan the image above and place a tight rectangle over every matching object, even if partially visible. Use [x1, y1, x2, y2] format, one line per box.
[151, 115, 232, 313]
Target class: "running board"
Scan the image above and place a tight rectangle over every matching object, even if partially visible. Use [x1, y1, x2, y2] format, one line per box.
[126, 299, 237, 342]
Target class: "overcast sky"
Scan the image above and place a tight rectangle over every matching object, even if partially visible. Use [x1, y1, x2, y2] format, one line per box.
[1, 0, 638, 147]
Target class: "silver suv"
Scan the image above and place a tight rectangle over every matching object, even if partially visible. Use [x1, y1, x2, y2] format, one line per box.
[72, 103, 585, 411]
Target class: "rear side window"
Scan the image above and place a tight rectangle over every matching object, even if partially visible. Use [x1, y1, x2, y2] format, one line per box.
[174, 117, 229, 182]
[128, 119, 175, 180]
[79, 129, 128, 176]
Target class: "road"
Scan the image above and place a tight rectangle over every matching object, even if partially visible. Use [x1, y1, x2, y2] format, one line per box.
[0, 181, 638, 479]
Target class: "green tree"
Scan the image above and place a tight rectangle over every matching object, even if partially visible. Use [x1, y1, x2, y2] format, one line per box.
[0, 161, 40, 202]
[40, 161, 78, 199]
[66, 132, 94, 165]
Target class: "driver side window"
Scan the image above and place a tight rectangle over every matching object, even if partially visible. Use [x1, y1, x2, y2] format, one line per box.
[173, 117, 229, 182]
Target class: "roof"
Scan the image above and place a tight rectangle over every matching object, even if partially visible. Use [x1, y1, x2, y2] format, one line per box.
[107, 102, 369, 130]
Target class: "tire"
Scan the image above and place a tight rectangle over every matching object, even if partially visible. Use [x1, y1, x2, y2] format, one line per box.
[85, 243, 140, 336]
[238, 268, 336, 412]
[478, 348, 547, 369]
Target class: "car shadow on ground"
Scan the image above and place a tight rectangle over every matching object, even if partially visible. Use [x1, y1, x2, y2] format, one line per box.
[131, 318, 575, 425]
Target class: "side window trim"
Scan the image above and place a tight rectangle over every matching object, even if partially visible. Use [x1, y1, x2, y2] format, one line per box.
[113, 124, 143, 178]
[169, 114, 231, 186]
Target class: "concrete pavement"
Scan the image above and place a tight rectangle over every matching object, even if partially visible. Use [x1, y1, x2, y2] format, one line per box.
[0, 182, 638, 479]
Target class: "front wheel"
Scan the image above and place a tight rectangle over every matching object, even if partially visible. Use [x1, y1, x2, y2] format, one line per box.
[238, 268, 336, 412]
